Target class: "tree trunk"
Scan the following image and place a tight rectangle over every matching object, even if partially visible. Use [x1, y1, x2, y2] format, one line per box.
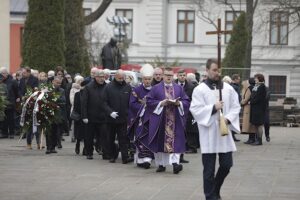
[84, 0, 112, 25]
[244, 0, 255, 79]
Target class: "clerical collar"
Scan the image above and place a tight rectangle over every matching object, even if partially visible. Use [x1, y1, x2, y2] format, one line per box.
[143, 84, 152, 90]
[164, 82, 173, 87]
[179, 82, 185, 87]
[204, 78, 223, 90]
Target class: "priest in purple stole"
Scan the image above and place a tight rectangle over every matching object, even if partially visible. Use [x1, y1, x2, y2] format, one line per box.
[128, 64, 154, 169]
[146, 67, 190, 174]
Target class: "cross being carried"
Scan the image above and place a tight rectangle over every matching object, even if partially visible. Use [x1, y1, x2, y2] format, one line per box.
[206, 18, 232, 136]
[206, 18, 232, 70]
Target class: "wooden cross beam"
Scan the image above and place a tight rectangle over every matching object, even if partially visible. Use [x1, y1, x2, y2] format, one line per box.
[206, 18, 232, 69]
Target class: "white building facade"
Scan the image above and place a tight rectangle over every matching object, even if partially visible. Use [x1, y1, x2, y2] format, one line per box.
[84, 0, 300, 101]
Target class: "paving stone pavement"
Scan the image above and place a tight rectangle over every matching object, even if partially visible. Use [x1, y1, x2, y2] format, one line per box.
[0, 127, 299, 200]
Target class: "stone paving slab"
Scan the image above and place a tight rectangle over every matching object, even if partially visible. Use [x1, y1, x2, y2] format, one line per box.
[0, 127, 299, 200]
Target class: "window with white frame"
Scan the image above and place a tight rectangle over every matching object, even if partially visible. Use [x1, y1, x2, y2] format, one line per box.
[225, 11, 241, 43]
[177, 10, 195, 43]
[270, 11, 289, 45]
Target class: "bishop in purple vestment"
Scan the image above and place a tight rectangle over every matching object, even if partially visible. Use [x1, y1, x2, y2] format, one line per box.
[128, 64, 155, 169]
[146, 67, 190, 174]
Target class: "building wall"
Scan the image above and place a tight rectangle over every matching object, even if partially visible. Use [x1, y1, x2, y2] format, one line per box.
[10, 23, 24, 73]
[84, 0, 300, 100]
[0, 0, 10, 70]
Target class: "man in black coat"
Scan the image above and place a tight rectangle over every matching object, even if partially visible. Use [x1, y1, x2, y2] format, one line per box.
[103, 70, 133, 164]
[81, 69, 108, 160]
[46, 77, 67, 154]
[176, 69, 198, 157]
[101, 38, 122, 70]
[19, 67, 39, 96]
[230, 74, 241, 142]
[0, 68, 20, 138]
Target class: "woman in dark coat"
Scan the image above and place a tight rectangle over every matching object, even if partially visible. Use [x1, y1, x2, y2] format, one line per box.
[73, 89, 86, 155]
[250, 74, 267, 145]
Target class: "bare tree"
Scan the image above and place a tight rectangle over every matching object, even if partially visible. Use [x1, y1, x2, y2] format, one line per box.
[84, 0, 113, 25]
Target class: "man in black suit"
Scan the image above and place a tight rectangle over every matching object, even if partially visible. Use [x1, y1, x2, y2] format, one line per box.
[19, 67, 39, 96]
[0, 67, 20, 139]
[175, 69, 198, 162]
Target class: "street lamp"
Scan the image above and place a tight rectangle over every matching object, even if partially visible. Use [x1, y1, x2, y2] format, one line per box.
[107, 16, 130, 42]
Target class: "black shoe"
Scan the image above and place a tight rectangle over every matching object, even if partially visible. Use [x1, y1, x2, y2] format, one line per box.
[233, 138, 240, 142]
[137, 163, 144, 168]
[251, 140, 262, 146]
[122, 157, 134, 164]
[75, 144, 80, 155]
[185, 149, 197, 154]
[50, 149, 57, 153]
[82, 148, 87, 156]
[45, 149, 51, 154]
[143, 162, 151, 169]
[156, 165, 166, 172]
[244, 139, 255, 144]
[57, 144, 62, 149]
[102, 155, 110, 160]
[0, 134, 8, 139]
[266, 137, 270, 142]
[109, 159, 116, 163]
[61, 137, 65, 141]
[180, 158, 189, 163]
[87, 155, 93, 160]
[173, 163, 183, 174]
[71, 138, 76, 143]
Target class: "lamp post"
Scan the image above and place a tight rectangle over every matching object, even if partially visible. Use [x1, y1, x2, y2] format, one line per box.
[107, 16, 130, 42]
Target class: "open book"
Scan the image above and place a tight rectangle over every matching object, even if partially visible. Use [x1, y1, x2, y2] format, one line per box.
[167, 97, 181, 104]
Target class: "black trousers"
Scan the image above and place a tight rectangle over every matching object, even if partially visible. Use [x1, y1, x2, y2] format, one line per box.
[46, 124, 59, 150]
[202, 152, 233, 200]
[85, 122, 108, 156]
[107, 122, 130, 161]
[1, 108, 15, 136]
[186, 131, 199, 151]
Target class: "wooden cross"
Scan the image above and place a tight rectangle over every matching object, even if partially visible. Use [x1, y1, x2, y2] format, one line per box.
[206, 18, 232, 69]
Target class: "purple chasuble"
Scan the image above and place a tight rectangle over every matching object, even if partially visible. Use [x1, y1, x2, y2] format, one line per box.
[146, 82, 190, 154]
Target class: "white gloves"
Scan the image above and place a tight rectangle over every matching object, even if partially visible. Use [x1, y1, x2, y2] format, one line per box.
[110, 112, 119, 119]
[82, 118, 89, 124]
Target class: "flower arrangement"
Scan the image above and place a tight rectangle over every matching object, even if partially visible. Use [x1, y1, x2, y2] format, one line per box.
[0, 85, 8, 121]
[20, 83, 62, 134]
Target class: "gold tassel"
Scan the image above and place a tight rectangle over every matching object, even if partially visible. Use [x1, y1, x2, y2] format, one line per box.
[220, 111, 228, 136]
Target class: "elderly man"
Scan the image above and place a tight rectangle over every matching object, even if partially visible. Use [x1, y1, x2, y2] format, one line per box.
[82, 67, 98, 86]
[103, 69, 111, 84]
[46, 76, 67, 154]
[103, 70, 133, 164]
[0, 67, 20, 139]
[128, 64, 154, 169]
[82, 69, 109, 160]
[151, 67, 163, 86]
[146, 67, 190, 174]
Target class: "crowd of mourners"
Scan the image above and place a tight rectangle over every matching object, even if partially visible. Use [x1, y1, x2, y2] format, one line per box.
[0, 59, 272, 200]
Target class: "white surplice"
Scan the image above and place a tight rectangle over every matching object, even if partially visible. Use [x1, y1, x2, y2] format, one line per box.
[190, 82, 241, 154]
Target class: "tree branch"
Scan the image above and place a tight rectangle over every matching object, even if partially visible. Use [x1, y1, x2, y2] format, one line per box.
[84, 0, 112, 25]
